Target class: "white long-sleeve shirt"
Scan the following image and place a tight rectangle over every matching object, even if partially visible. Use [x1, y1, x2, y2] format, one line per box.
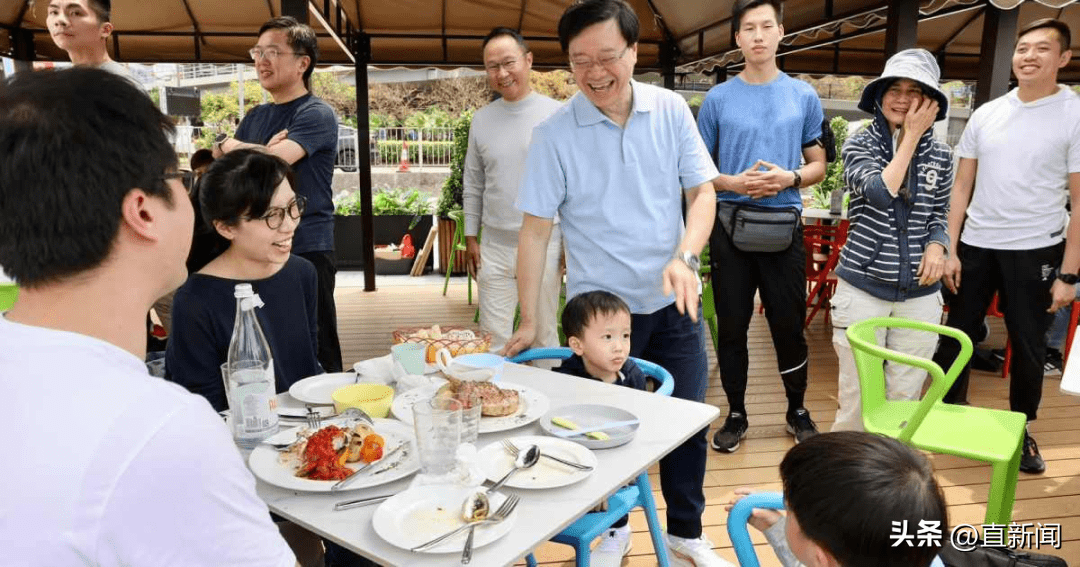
[463, 91, 562, 236]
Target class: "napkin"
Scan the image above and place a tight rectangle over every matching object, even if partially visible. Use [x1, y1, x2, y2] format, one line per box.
[353, 354, 442, 393]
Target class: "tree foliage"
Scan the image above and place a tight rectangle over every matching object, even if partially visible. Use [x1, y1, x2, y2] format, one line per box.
[530, 70, 578, 101]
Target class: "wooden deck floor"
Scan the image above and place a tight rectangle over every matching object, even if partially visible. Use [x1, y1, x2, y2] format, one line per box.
[336, 278, 1080, 566]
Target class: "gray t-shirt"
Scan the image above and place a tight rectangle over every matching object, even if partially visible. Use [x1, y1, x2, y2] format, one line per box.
[96, 59, 146, 92]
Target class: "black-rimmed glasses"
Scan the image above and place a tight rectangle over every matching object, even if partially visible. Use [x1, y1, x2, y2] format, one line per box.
[161, 171, 195, 192]
[248, 195, 306, 230]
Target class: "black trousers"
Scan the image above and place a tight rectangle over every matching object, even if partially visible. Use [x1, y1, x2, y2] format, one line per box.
[710, 222, 809, 415]
[298, 250, 344, 373]
[934, 242, 1062, 420]
[630, 303, 710, 539]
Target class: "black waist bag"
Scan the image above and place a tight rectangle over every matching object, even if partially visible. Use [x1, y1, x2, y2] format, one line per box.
[938, 542, 1067, 567]
[717, 200, 800, 253]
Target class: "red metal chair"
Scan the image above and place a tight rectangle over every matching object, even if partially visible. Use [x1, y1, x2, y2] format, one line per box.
[991, 294, 1080, 377]
[803, 220, 848, 327]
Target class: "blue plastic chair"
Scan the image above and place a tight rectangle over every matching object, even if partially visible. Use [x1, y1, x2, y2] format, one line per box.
[727, 492, 785, 567]
[727, 491, 948, 567]
[511, 347, 671, 567]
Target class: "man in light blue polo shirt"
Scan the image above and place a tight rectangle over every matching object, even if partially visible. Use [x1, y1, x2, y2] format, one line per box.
[503, 1, 725, 564]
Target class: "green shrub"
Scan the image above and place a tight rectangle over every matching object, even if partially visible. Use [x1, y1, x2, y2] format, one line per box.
[334, 187, 432, 217]
[437, 111, 474, 217]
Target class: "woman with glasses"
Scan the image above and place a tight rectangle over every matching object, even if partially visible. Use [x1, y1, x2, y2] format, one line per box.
[166, 149, 322, 412]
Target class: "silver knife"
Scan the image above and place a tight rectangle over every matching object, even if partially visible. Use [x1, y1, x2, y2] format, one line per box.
[333, 494, 393, 510]
[330, 441, 409, 491]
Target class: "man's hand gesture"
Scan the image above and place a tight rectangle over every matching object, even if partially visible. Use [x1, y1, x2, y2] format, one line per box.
[663, 258, 699, 322]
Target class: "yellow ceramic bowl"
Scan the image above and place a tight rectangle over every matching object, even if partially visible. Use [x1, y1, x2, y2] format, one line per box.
[332, 384, 395, 418]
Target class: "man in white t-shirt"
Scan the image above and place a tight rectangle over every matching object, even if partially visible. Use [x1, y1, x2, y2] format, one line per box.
[0, 69, 296, 566]
[935, 18, 1080, 475]
[464, 27, 564, 356]
[45, 0, 143, 89]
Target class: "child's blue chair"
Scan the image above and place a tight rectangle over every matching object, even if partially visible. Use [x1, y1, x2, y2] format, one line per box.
[727, 491, 948, 567]
[510, 347, 671, 567]
[727, 492, 784, 567]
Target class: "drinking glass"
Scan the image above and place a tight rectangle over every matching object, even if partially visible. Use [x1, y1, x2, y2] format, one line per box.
[412, 397, 462, 476]
[460, 394, 482, 444]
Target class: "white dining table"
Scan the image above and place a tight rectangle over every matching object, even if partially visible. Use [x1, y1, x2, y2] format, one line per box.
[254, 361, 720, 567]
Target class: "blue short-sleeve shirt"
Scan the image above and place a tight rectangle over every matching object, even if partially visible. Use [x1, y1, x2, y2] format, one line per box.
[235, 94, 338, 254]
[516, 81, 718, 314]
[697, 72, 824, 210]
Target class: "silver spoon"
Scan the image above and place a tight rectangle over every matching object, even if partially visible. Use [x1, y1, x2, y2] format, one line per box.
[486, 444, 539, 494]
[459, 489, 490, 564]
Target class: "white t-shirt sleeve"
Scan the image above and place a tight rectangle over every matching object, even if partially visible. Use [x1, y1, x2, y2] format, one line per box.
[1069, 107, 1080, 173]
[101, 401, 295, 567]
[955, 107, 981, 160]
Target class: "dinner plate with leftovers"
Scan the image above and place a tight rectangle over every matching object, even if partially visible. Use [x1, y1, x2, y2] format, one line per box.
[248, 418, 418, 492]
[390, 379, 549, 434]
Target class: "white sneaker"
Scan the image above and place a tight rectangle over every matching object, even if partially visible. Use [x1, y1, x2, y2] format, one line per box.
[590, 525, 632, 567]
[664, 533, 736, 567]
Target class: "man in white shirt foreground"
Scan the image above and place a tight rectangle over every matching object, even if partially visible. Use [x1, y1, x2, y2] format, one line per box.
[935, 18, 1080, 475]
[0, 68, 296, 567]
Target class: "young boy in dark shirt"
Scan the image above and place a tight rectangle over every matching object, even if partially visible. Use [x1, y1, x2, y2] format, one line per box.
[553, 290, 647, 566]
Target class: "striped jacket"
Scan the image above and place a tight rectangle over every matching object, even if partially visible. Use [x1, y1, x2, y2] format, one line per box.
[835, 113, 953, 302]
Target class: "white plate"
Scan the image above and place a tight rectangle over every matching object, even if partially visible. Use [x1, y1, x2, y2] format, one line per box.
[275, 392, 337, 419]
[476, 435, 596, 489]
[539, 404, 640, 449]
[248, 418, 418, 492]
[288, 372, 357, 405]
[390, 382, 550, 434]
[372, 485, 517, 553]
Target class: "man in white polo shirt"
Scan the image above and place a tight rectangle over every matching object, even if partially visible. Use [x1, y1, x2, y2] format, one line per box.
[503, 1, 726, 564]
[935, 18, 1080, 474]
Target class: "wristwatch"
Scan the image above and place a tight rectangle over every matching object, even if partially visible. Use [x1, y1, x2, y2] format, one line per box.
[790, 169, 802, 189]
[214, 132, 229, 152]
[675, 251, 700, 273]
[1057, 272, 1079, 285]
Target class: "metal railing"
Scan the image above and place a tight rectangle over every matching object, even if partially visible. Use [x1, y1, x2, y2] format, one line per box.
[179, 63, 241, 81]
[336, 126, 455, 171]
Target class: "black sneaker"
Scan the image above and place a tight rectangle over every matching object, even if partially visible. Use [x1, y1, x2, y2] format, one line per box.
[1044, 349, 1063, 377]
[786, 408, 819, 444]
[711, 412, 748, 453]
[1020, 432, 1046, 474]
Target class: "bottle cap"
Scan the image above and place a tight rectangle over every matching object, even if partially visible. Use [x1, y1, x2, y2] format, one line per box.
[234, 283, 254, 298]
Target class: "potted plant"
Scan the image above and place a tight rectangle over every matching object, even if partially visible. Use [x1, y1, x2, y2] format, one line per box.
[333, 187, 434, 274]
[436, 110, 472, 274]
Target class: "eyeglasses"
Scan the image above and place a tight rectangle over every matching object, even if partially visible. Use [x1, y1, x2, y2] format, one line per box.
[248, 47, 299, 62]
[485, 59, 519, 73]
[161, 171, 194, 192]
[247, 195, 306, 229]
[569, 46, 629, 72]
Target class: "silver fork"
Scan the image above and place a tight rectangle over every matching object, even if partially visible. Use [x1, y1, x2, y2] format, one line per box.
[410, 494, 520, 552]
[502, 439, 593, 472]
[306, 407, 322, 430]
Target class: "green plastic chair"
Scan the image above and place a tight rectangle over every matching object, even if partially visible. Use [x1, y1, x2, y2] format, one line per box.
[700, 246, 719, 352]
[0, 283, 18, 311]
[441, 209, 472, 304]
[846, 317, 1026, 525]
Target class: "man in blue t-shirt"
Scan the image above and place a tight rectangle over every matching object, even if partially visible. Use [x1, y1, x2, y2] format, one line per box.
[697, 0, 827, 454]
[215, 16, 342, 373]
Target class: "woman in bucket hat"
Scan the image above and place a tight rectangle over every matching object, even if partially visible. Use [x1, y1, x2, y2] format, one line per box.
[829, 48, 954, 431]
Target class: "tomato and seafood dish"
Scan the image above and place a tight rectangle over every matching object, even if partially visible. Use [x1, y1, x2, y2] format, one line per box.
[287, 423, 385, 481]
